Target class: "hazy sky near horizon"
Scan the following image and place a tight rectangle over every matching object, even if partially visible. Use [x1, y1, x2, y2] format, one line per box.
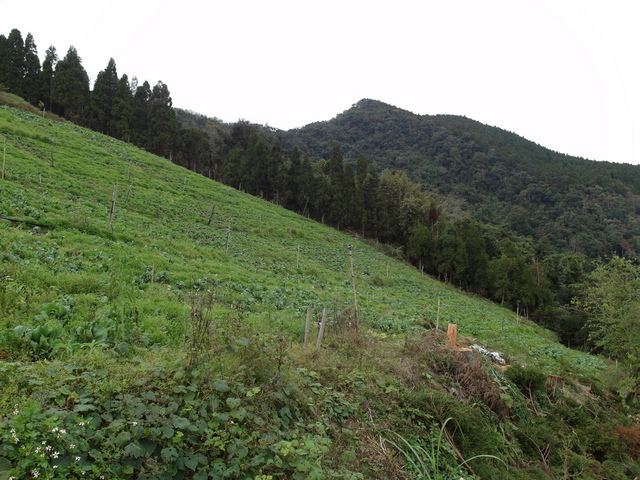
[2, 0, 638, 164]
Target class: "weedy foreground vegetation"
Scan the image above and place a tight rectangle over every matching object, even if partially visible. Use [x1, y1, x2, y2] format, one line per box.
[1, 100, 639, 479]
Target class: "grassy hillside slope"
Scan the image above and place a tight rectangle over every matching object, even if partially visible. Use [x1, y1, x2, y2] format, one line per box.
[1, 101, 638, 479]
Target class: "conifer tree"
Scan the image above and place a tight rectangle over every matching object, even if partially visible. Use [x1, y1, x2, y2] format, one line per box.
[0, 34, 6, 86]
[0, 29, 25, 96]
[354, 153, 368, 233]
[361, 170, 380, 238]
[112, 74, 133, 141]
[343, 163, 357, 229]
[40, 46, 57, 112]
[131, 80, 151, 147]
[175, 127, 211, 173]
[23, 33, 41, 105]
[283, 146, 302, 211]
[52, 46, 90, 122]
[148, 81, 178, 158]
[327, 142, 345, 227]
[298, 154, 316, 217]
[89, 58, 118, 135]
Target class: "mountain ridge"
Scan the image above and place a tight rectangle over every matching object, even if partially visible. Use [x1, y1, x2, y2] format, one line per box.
[277, 98, 640, 257]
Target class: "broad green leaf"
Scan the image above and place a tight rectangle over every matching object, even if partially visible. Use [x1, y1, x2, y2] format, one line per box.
[212, 379, 230, 392]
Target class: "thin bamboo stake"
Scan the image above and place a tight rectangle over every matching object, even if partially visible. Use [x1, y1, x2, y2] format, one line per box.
[207, 203, 216, 226]
[348, 247, 359, 332]
[108, 184, 118, 231]
[315, 307, 328, 352]
[2, 136, 6, 180]
[225, 221, 232, 253]
[303, 305, 312, 355]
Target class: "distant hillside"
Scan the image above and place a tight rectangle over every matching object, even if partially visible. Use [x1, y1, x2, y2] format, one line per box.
[278, 99, 640, 257]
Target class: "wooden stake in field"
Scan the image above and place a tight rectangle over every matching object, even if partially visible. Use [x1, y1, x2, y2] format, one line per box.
[108, 184, 118, 231]
[296, 243, 301, 269]
[207, 203, 216, 226]
[348, 245, 360, 332]
[123, 180, 134, 207]
[303, 305, 312, 355]
[225, 221, 232, 253]
[2, 135, 6, 180]
[315, 307, 328, 352]
[436, 298, 441, 330]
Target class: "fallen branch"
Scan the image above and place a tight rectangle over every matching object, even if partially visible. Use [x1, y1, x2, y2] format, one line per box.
[0, 214, 50, 229]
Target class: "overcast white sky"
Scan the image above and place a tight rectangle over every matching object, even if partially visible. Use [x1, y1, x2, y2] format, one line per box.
[2, 0, 638, 164]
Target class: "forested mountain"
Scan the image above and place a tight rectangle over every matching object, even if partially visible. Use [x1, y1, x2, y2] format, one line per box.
[279, 99, 640, 258]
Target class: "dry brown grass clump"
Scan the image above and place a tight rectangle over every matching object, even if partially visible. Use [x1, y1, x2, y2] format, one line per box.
[614, 424, 640, 458]
[403, 331, 508, 418]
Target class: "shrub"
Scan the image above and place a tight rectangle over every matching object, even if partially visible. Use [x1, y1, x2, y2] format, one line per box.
[505, 364, 547, 398]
